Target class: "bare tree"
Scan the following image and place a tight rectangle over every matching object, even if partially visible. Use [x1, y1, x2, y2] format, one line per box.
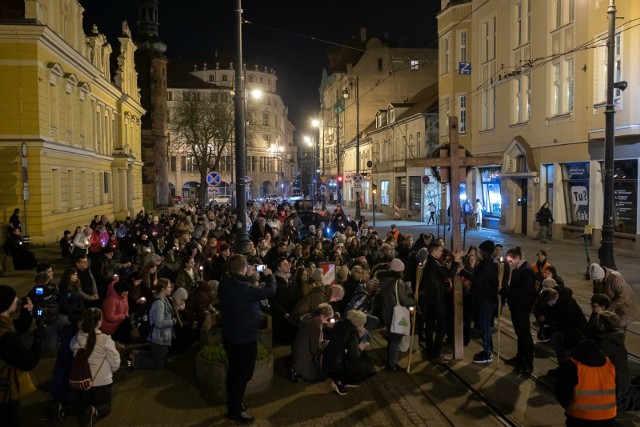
[169, 90, 235, 206]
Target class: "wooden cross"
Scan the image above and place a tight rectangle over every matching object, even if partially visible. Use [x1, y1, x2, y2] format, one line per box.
[406, 116, 501, 359]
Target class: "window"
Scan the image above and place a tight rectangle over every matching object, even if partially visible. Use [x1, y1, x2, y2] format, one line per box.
[80, 170, 87, 206]
[380, 180, 390, 206]
[416, 132, 422, 157]
[396, 177, 406, 209]
[480, 168, 502, 217]
[408, 134, 415, 158]
[378, 58, 383, 71]
[457, 94, 467, 133]
[409, 176, 421, 215]
[222, 74, 228, 82]
[410, 59, 419, 70]
[441, 36, 450, 74]
[52, 168, 61, 211]
[561, 162, 589, 225]
[512, 47, 531, 124]
[208, 74, 215, 82]
[550, 59, 574, 116]
[170, 156, 177, 172]
[458, 30, 467, 63]
[515, 2, 523, 47]
[262, 112, 269, 126]
[480, 16, 496, 130]
[482, 16, 496, 62]
[67, 170, 75, 209]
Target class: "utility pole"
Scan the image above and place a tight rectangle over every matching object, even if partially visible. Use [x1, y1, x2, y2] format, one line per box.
[354, 76, 361, 219]
[232, 0, 250, 254]
[336, 89, 341, 204]
[601, 0, 618, 269]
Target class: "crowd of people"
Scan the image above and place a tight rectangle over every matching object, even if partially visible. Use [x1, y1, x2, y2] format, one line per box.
[0, 199, 639, 426]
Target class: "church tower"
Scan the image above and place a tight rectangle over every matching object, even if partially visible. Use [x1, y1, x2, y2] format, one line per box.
[135, 0, 169, 209]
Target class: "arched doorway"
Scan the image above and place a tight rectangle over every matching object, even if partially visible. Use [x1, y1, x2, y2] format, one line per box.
[168, 183, 176, 197]
[501, 136, 538, 235]
[261, 181, 274, 197]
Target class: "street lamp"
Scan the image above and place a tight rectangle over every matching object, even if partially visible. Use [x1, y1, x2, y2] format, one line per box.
[304, 134, 317, 207]
[311, 119, 326, 210]
[342, 75, 361, 219]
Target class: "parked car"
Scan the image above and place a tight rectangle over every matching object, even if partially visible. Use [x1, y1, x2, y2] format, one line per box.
[173, 195, 183, 204]
[208, 195, 231, 206]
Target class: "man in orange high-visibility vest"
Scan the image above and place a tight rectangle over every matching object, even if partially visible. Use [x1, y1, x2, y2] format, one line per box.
[555, 338, 617, 426]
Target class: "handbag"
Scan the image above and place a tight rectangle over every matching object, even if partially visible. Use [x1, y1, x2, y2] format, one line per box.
[390, 280, 411, 336]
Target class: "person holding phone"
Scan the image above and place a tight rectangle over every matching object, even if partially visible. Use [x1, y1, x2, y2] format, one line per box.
[218, 255, 276, 424]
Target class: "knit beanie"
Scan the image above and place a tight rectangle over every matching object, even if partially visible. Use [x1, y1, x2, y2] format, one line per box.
[589, 263, 605, 281]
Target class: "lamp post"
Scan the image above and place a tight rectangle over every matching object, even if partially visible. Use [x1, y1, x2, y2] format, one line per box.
[601, 0, 626, 270]
[312, 119, 326, 210]
[372, 184, 377, 228]
[232, 0, 250, 254]
[343, 75, 361, 219]
[304, 134, 316, 207]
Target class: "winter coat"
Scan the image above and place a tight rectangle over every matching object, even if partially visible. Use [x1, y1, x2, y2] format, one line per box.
[543, 294, 588, 336]
[378, 270, 416, 330]
[175, 268, 200, 290]
[289, 286, 329, 326]
[148, 296, 175, 346]
[459, 257, 498, 302]
[218, 272, 276, 344]
[322, 318, 362, 373]
[0, 313, 40, 402]
[420, 254, 457, 303]
[537, 206, 554, 226]
[101, 282, 130, 336]
[593, 268, 640, 328]
[291, 314, 326, 381]
[70, 329, 120, 387]
[502, 260, 537, 312]
[595, 329, 630, 391]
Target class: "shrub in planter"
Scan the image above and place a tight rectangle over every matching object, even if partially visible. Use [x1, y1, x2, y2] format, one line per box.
[195, 342, 274, 399]
[199, 312, 272, 352]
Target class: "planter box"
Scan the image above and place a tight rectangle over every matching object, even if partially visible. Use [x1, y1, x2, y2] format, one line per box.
[200, 313, 272, 352]
[195, 351, 274, 400]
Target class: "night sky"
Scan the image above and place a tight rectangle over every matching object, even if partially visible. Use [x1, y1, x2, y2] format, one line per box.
[80, 0, 440, 138]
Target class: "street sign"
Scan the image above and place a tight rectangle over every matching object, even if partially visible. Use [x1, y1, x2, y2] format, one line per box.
[422, 175, 430, 185]
[459, 62, 471, 75]
[320, 184, 327, 193]
[320, 175, 327, 183]
[353, 173, 363, 183]
[206, 171, 221, 187]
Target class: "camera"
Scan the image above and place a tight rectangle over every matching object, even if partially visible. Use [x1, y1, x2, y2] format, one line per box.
[256, 265, 266, 273]
[35, 286, 45, 296]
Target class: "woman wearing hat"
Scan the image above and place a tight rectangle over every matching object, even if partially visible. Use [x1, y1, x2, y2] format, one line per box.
[322, 309, 375, 395]
[0, 285, 40, 425]
[379, 259, 416, 371]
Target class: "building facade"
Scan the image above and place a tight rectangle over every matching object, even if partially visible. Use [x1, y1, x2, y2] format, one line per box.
[0, 0, 144, 245]
[438, 0, 640, 250]
[167, 61, 296, 202]
[317, 30, 439, 211]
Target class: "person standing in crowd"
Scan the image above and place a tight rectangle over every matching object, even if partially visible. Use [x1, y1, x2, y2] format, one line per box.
[502, 246, 537, 374]
[536, 202, 554, 243]
[4, 228, 38, 270]
[473, 199, 483, 229]
[290, 303, 334, 383]
[427, 202, 436, 225]
[74, 255, 100, 308]
[0, 286, 40, 426]
[459, 240, 498, 364]
[174, 256, 202, 291]
[532, 249, 551, 289]
[101, 281, 132, 345]
[59, 230, 74, 261]
[555, 338, 617, 427]
[421, 241, 462, 365]
[269, 257, 299, 344]
[379, 259, 415, 371]
[589, 263, 640, 331]
[8, 208, 21, 234]
[91, 246, 117, 300]
[218, 255, 276, 424]
[131, 278, 175, 370]
[70, 308, 120, 427]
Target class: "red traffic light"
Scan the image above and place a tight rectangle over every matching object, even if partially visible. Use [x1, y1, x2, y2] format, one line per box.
[337, 175, 343, 182]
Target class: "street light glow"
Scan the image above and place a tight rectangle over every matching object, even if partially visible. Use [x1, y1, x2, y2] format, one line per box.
[303, 135, 312, 145]
[311, 118, 319, 128]
[250, 88, 263, 99]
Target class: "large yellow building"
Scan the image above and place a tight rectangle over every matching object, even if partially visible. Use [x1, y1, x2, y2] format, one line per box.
[438, 0, 640, 250]
[0, 0, 145, 245]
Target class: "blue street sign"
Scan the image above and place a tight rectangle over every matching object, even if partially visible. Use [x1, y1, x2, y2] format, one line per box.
[459, 62, 471, 75]
[206, 172, 221, 187]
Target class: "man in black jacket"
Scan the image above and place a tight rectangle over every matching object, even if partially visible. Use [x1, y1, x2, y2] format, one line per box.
[218, 255, 276, 424]
[459, 240, 498, 364]
[502, 247, 537, 374]
[420, 241, 462, 364]
[91, 246, 117, 300]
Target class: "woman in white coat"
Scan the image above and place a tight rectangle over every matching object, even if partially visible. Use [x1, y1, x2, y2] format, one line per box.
[70, 308, 120, 426]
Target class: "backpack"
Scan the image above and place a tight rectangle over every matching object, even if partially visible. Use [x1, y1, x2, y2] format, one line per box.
[69, 348, 105, 391]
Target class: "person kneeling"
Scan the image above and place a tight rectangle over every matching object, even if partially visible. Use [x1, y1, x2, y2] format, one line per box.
[290, 303, 333, 382]
[322, 310, 375, 395]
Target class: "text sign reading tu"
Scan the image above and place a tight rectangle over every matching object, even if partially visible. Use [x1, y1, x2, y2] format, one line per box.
[459, 62, 471, 75]
[206, 172, 221, 187]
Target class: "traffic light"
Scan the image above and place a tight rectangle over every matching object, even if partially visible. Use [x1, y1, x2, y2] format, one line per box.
[337, 175, 343, 183]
